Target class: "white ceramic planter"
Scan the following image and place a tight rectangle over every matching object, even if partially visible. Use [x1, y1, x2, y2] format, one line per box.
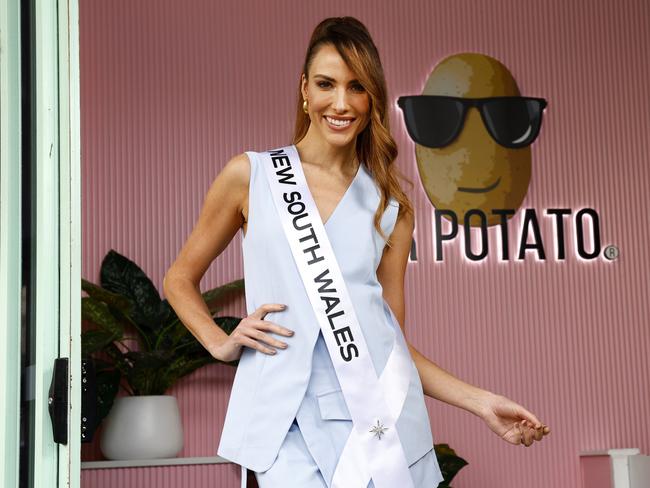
[100, 395, 184, 460]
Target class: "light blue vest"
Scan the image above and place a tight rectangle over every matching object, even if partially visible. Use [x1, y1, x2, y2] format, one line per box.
[217, 146, 440, 478]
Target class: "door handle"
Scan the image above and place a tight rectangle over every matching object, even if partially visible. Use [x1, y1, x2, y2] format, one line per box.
[48, 358, 68, 444]
[48, 358, 98, 444]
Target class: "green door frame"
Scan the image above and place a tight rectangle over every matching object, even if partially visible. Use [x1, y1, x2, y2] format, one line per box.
[1, 0, 81, 487]
[0, 0, 23, 484]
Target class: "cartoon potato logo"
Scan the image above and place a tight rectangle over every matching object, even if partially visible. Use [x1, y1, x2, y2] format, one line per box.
[398, 52, 547, 226]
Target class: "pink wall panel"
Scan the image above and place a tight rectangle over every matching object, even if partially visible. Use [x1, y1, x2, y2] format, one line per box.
[80, 0, 650, 487]
[81, 463, 241, 488]
[580, 455, 613, 488]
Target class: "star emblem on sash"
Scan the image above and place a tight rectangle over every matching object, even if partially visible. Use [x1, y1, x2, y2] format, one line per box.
[369, 419, 388, 440]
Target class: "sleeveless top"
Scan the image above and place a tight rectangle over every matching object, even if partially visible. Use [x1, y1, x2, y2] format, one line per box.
[217, 146, 443, 479]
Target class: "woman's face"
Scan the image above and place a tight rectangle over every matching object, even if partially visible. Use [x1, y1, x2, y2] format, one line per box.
[301, 43, 370, 149]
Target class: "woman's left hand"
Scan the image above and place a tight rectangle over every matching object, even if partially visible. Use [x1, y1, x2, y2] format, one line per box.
[479, 393, 551, 447]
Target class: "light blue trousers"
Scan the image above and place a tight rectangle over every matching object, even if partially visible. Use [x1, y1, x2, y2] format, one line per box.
[245, 419, 442, 488]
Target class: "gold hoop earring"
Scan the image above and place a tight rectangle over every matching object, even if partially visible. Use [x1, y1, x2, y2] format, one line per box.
[302, 99, 309, 114]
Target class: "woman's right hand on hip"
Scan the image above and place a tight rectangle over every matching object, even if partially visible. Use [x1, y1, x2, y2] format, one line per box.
[209, 303, 294, 362]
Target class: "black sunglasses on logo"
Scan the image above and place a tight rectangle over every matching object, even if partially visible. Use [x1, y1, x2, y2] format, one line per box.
[397, 95, 548, 149]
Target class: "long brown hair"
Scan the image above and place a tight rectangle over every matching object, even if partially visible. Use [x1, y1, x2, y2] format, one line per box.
[292, 16, 414, 247]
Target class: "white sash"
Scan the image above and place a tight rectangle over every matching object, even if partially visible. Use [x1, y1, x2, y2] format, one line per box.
[257, 144, 415, 488]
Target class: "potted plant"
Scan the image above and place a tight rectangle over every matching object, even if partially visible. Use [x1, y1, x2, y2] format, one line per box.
[81, 249, 243, 460]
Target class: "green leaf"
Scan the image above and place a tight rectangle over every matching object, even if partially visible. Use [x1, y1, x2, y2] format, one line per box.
[103, 343, 135, 377]
[201, 279, 245, 314]
[434, 443, 468, 486]
[106, 303, 155, 351]
[95, 368, 121, 423]
[214, 316, 241, 336]
[164, 355, 214, 384]
[122, 350, 171, 395]
[82, 278, 134, 317]
[154, 318, 191, 351]
[123, 350, 170, 369]
[82, 329, 120, 355]
[81, 297, 125, 339]
[99, 249, 168, 334]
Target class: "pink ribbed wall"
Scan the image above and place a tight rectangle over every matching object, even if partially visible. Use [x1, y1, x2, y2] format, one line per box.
[80, 0, 650, 487]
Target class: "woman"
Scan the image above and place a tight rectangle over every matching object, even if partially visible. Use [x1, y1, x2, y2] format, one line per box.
[163, 16, 550, 488]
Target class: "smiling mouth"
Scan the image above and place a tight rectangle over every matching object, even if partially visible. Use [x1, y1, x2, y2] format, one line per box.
[458, 177, 501, 193]
[324, 115, 355, 129]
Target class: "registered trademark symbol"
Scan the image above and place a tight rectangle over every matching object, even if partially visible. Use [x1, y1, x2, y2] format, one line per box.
[604, 245, 619, 260]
